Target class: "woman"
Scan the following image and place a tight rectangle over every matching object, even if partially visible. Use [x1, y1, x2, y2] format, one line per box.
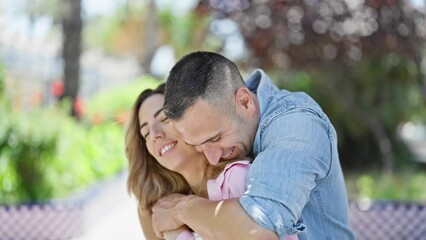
[125, 84, 297, 240]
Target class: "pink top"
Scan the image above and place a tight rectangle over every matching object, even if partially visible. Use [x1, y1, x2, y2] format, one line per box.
[177, 160, 298, 240]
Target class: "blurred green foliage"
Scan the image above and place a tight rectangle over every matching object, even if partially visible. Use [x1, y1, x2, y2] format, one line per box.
[0, 104, 125, 203]
[84, 2, 217, 58]
[0, 62, 4, 97]
[85, 75, 162, 124]
[274, 53, 426, 171]
[346, 170, 426, 203]
[157, 10, 214, 56]
[85, 11, 129, 54]
[0, 74, 160, 204]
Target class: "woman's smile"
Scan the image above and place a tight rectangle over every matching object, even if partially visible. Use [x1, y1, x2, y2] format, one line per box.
[159, 142, 177, 156]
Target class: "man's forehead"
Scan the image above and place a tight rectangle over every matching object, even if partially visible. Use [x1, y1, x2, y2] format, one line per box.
[173, 116, 206, 136]
[178, 101, 216, 124]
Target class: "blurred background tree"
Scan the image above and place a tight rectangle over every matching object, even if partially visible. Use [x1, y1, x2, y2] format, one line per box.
[197, 0, 426, 173]
[61, 0, 82, 117]
[1, 0, 426, 203]
[12, 0, 83, 117]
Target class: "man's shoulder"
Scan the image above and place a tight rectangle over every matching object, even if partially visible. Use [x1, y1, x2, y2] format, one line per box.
[248, 69, 323, 116]
[260, 90, 324, 122]
[254, 89, 333, 150]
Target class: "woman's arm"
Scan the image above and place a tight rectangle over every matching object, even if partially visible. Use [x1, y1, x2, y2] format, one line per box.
[152, 194, 278, 240]
[138, 205, 163, 240]
[138, 204, 195, 240]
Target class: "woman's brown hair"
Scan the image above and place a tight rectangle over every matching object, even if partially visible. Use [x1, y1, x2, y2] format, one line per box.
[125, 83, 190, 211]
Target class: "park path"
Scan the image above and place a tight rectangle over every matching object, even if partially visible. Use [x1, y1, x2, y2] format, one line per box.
[73, 172, 145, 240]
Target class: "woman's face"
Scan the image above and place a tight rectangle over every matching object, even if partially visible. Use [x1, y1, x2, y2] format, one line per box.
[138, 94, 204, 173]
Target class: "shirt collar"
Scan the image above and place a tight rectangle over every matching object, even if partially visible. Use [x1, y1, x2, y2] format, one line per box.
[245, 68, 278, 117]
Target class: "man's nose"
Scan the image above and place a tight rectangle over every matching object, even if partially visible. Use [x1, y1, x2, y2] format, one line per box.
[200, 145, 222, 165]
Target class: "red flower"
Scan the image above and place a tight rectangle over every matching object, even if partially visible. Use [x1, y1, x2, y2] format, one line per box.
[51, 80, 64, 97]
[74, 97, 85, 115]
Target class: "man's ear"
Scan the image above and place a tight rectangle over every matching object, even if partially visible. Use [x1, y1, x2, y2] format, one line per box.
[235, 87, 255, 114]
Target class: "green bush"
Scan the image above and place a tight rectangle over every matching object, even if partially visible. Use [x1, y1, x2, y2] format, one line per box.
[0, 74, 163, 204]
[0, 61, 4, 97]
[346, 170, 426, 203]
[274, 54, 426, 171]
[0, 106, 125, 204]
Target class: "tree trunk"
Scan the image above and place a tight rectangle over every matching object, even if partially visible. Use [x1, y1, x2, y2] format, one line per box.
[61, 0, 82, 117]
[139, 0, 158, 75]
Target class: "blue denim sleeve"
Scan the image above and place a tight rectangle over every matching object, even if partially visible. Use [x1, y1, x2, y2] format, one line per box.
[239, 108, 332, 239]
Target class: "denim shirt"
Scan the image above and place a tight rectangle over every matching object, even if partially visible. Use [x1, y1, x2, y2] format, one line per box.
[239, 69, 355, 240]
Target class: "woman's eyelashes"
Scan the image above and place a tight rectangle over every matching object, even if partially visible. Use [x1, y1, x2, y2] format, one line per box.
[158, 111, 169, 123]
[143, 131, 150, 139]
[160, 116, 169, 123]
[141, 117, 167, 139]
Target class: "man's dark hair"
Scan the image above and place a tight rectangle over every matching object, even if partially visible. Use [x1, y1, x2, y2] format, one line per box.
[164, 51, 246, 120]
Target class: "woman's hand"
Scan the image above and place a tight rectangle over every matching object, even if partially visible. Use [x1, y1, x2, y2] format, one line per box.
[152, 194, 197, 238]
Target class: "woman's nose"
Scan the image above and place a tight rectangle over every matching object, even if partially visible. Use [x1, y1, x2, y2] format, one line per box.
[151, 125, 165, 141]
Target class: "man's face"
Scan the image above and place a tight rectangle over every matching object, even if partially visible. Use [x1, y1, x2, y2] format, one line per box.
[172, 98, 255, 165]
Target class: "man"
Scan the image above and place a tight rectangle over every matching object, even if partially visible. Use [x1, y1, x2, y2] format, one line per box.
[151, 51, 355, 240]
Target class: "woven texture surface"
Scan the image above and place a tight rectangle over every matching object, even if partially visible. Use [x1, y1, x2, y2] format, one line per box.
[1, 200, 426, 239]
[349, 201, 426, 240]
[0, 203, 84, 240]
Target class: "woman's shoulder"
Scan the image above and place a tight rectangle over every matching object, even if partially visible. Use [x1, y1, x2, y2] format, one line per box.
[207, 159, 251, 200]
[223, 159, 251, 173]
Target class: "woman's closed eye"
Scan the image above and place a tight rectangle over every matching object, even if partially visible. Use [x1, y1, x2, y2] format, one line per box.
[157, 111, 169, 123]
[143, 131, 150, 139]
[160, 116, 169, 123]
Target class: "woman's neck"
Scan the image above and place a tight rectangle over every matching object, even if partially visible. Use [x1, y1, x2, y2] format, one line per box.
[180, 160, 209, 198]
[179, 157, 235, 198]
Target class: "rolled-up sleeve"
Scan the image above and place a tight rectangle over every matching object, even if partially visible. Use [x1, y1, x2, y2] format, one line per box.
[239, 109, 332, 239]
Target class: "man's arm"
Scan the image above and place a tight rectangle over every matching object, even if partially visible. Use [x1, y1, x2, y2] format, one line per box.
[239, 109, 332, 237]
[152, 194, 278, 240]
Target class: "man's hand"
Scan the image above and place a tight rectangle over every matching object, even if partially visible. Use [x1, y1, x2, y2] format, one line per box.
[152, 193, 196, 238]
